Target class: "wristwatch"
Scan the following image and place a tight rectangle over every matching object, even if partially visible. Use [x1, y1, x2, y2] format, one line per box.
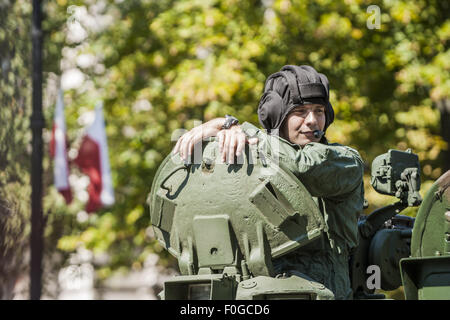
[221, 115, 239, 129]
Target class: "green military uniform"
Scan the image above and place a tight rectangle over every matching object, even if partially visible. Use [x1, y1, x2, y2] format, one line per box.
[241, 121, 365, 299]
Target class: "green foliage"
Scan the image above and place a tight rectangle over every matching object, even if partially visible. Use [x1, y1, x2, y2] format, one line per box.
[0, 0, 34, 298]
[0, 0, 72, 298]
[54, 0, 448, 272]
[3, 0, 448, 298]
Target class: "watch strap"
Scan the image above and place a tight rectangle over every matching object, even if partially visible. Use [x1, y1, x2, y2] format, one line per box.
[221, 115, 239, 129]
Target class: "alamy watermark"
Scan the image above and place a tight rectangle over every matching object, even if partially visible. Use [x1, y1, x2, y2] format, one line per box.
[367, 5, 381, 30]
[366, 264, 381, 290]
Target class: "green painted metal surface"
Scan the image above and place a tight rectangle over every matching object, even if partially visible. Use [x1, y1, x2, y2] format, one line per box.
[235, 275, 334, 300]
[400, 170, 450, 300]
[371, 149, 422, 206]
[148, 139, 331, 299]
[148, 139, 326, 278]
[410, 170, 450, 258]
[351, 149, 421, 298]
[149, 139, 450, 300]
[400, 256, 450, 300]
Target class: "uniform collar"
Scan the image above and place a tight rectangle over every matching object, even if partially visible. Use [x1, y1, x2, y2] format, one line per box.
[270, 133, 329, 149]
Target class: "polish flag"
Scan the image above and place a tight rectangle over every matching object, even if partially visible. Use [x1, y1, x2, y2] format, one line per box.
[50, 89, 73, 204]
[74, 101, 115, 213]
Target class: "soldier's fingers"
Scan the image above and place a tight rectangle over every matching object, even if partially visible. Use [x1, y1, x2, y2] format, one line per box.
[187, 140, 194, 163]
[178, 137, 184, 159]
[236, 133, 246, 157]
[222, 131, 231, 163]
[195, 130, 204, 145]
[247, 137, 259, 145]
[188, 132, 199, 155]
[180, 132, 193, 160]
[228, 133, 236, 164]
[186, 134, 196, 159]
[173, 134, 184, 155]
[217, 130, 225, 154]
[189, 132, 203, 162]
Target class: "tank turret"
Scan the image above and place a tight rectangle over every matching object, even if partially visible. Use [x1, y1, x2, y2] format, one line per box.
[400, 170, 450, 300]
[148, 138, 332, 299]
[148, 137, 448, 300]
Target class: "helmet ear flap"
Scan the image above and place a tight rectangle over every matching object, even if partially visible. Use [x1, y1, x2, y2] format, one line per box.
[257, 90, 284, 132]
[317, 73, 334, 131]
[323, 101, 334, 132]
[317, 73, 331, 100]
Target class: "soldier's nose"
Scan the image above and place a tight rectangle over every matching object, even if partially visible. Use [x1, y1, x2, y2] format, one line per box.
[305, 112, 319, 127]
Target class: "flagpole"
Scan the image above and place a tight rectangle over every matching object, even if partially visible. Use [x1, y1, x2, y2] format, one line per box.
[30, 0, 45, 300]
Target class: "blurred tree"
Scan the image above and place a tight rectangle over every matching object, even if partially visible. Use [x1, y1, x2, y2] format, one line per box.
[0, 0, 34, 299]
[54, 0, 449, 276]
[3, 0, 447, 298]
[0, 0, 68, 299]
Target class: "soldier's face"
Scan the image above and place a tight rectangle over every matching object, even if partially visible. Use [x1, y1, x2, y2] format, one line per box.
[281, 104, 326, 146]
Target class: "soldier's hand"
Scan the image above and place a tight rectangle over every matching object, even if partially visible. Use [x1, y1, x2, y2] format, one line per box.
[217, 126, 258, 164]
[173, 118, 224, 161]
[172, 119, 258, 163]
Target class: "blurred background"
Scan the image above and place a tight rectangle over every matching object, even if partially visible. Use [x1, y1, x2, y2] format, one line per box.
[0, 0, 448, 300]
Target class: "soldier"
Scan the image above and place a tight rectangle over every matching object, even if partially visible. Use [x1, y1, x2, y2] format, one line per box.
[172, 65, 365, 300]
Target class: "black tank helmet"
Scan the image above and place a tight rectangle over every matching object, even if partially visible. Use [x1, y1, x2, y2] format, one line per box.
[257, 65, 334, 136]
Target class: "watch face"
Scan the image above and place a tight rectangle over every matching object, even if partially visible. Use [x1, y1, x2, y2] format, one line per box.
[222, 116, 238, 129]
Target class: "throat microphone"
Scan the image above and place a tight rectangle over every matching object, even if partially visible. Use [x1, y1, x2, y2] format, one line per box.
[313, 130, 324, 139]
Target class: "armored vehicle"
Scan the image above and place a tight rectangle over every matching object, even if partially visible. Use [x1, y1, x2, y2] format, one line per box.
[148, 137, 450, 300]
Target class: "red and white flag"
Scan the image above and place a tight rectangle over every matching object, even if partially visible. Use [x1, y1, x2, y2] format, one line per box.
[75, 101, 115, 213]
[50, 89, 73, 204]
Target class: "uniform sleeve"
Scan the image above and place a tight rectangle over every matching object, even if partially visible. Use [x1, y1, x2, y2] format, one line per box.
[241, 121, 364, 199]
[292, 143, 364, 199]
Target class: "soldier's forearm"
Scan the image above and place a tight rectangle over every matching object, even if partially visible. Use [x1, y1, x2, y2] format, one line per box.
[202, 117, 226, 137]
[207, 117, 226, 130]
